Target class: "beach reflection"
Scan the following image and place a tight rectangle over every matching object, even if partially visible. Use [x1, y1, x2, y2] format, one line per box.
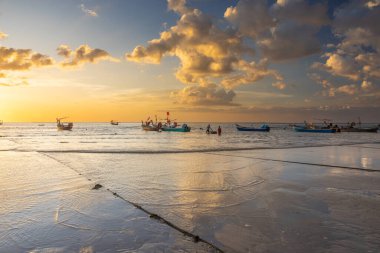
[48, 147, 380, 252]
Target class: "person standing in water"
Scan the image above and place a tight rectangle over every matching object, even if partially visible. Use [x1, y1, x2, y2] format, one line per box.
[206, 124, 211, 134]
[217, 126, 221, 136]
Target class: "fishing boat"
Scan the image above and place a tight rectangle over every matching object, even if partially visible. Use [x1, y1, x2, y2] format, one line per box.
[56, 117, 73, 131]
[160, 112, 191, 132]
[339, 119, 378, 132]
[142, 122, 161, 131]
[236, 124, 270, 132]
[293, 126, 336, 133]
[340, 126, 378, 133]
[161, 124, 191, 132]
[110, 120, 119, 125]
[141, 116, 161, 131]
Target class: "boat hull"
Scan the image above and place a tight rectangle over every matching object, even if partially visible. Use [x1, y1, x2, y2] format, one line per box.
[236, 124, 270, 132]
[57, 126, 73, 131]
[161, 127, 191, 132]
[294, 127, 335, 133]
[340, 127, 378, 133]
[142, 125, 160, 131]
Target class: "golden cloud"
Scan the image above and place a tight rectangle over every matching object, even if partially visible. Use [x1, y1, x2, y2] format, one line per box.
[0, 46, 54, 84]
[57, 44, 119, 67]
[0, 32, 8, 40]
[126, 0, 282, 105]
[171, 82, 237, 106]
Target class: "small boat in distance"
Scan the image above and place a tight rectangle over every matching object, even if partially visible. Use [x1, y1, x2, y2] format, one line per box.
[0, 120, 3, 125]
[56, 117, 73, 131]
[340, 127, 378, 133]
[293, 121, 336, 133]
[110, 120, 119, 125]
[340, 118, 378, 132]
[236, 124, 270, 132]
[293, 126, 336, 133]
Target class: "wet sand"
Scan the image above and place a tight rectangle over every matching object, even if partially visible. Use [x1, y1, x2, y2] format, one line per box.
[1, 144, 380, 252]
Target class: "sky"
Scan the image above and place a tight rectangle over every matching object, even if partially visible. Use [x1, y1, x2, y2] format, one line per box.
[0, 0, 379, 122]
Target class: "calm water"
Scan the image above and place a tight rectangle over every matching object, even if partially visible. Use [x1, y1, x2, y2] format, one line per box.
[1, 122, 380, 252]
[0, 122, 379, 152]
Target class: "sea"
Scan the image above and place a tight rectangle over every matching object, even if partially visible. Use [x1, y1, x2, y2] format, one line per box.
[1, 122, 380, 252]
[0, 122, 379, 152]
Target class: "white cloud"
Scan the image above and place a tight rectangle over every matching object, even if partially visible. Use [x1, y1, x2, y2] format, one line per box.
[80, 4, 98, 17]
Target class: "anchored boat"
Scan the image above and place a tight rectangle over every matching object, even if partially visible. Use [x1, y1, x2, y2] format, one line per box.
[236, 124, 270, 132]
[340, 127, 378, 133]
[56, 117, 73, 131]
[160, 112, 191, 132]
[293, 126, 336, 133]
[141, 116, 161, 131]
[161, 124, 191, 132]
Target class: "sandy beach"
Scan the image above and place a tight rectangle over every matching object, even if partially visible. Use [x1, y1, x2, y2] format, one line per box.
[1, 142, 380, 253]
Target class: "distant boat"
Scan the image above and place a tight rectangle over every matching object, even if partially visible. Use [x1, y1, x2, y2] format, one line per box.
[56, 117, 73, 131]
[0, 120, 2, 125]
[340, 126, 378, 133]
[293, 126, 336, 133]
[236, 124, 270, 132]
[110, 120, 119, 125]
[339, 119, 378, 132]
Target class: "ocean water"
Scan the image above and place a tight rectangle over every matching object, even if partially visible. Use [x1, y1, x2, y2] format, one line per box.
[0, 122, 379, 152]
[1, 122, 380, 252]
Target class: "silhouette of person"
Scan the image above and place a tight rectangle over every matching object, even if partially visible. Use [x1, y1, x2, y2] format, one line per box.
[217, 126, 221, 136]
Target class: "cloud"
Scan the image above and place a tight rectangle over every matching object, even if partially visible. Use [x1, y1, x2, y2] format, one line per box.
[224, 0, 275, 39]
[0, 32, 8, 40]
[126, 0, 283, 105]
[311, 1, 380, 95]
[258, 21, 321, 61]
[57, 44, 119, 67]
[324, 53, 360, 80]
[80, 4, 98, 17]
[335, 84, 358, 95]
[167, 0, 189, 15]
[366, 0, 380, 9]
[225, 0, 328, 61]
[221, 59, 284, 89]
[0, 46, 54, 71]
[171, 82, 237, 106]
[272, 0, 329, 27]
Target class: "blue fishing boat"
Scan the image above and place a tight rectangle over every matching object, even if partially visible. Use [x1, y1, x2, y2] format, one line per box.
[293, 126, 336, 133]
[161, 124, 191, 132]
[236, 124, 270, 132]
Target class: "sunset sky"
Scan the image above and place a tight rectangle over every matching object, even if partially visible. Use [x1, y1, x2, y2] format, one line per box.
[0, 0, 379, 122]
